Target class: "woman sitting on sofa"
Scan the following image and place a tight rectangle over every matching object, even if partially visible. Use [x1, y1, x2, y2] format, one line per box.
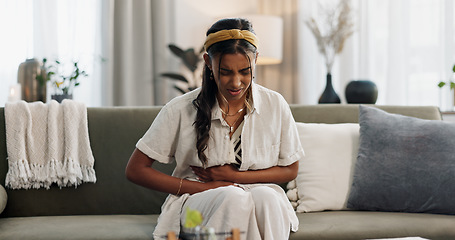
[125, 17, 304, 240]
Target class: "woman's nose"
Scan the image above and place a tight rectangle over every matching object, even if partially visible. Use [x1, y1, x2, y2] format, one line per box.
[232, 74, 242, 88]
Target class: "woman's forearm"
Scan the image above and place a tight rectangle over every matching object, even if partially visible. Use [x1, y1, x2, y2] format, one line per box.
[126, 149, 183, 194]
[126, 148, 232, 195]
[232, 161, 299, 184]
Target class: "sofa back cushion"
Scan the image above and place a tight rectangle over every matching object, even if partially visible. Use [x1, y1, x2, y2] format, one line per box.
[0, 104, 442, 217]
[0, 107, 174, 217]
[289, 104, 441, 123]
[295, 123, 359, 212]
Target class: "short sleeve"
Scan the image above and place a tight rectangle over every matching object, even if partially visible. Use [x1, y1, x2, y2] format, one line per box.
[136, 104, 179, 164]
[277, 99, 305, 166]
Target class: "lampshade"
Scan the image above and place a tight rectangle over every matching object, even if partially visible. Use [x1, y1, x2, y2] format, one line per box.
[243, 15, 283, 65]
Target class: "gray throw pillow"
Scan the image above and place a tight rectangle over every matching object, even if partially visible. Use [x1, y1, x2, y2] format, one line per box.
[347, 105, 455, 214]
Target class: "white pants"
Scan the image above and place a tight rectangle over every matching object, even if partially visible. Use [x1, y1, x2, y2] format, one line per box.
[180, 184, 298, 240]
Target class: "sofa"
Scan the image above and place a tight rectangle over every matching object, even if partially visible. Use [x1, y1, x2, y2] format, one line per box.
[1, 104, 455, 240]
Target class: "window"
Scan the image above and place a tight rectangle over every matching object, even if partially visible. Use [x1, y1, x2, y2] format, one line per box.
[0, 0, 102, 107]
[355, 0, 455, 110]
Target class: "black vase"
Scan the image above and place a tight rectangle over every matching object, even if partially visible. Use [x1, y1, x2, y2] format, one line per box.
[319, 73, 341, 104]
[51, 94, 73, 103]
[345, 80, 378, 104]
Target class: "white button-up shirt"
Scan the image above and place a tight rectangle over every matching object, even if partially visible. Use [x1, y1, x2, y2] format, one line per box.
[137, 82, 304, 178]
[136, 82, 304, 238]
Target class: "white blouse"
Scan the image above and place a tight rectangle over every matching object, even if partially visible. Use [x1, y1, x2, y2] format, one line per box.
[137, 82, 304, 175]
[136, 82, 304, 238]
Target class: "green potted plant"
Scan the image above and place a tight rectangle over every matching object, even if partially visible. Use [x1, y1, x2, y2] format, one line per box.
[161, 44, 204, 94]
[39, 58, 88, 103]
[437, 64, 455, 108]
[437, 64, 455, 89]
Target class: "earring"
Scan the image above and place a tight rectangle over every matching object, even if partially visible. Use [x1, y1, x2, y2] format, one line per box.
[210, 71, 214, 80]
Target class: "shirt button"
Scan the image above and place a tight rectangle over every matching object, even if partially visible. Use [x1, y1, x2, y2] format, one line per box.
[225, 135, 229, 139]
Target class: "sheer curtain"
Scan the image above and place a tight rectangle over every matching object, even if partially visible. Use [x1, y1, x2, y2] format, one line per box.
[347, 0, 455, 110]
[0, 0, 102, 107]
[0, 0, 34, 106]
[101, 0, 156, 106]
[298, 0, 455, 110]
[100, 0, 176, 106]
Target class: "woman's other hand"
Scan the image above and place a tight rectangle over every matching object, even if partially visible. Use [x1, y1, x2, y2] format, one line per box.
[191, 161, 299, 185]
[191, 164, 238, 182]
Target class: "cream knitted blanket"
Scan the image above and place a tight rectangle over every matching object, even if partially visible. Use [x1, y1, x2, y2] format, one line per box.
[4, 99, 96, 189]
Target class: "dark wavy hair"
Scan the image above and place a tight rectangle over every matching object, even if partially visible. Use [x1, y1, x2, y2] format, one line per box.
[192, 18, 258, 166]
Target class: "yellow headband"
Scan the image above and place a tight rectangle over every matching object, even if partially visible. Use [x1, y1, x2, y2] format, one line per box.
[204, 29, 259, 51]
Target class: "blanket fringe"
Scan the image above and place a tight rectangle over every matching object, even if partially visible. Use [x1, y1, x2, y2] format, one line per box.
[5, 157, 96, 190]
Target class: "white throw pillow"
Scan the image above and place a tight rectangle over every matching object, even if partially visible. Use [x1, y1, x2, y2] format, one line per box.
[295, 122, 359, 213]
[0, 185, 7, 214]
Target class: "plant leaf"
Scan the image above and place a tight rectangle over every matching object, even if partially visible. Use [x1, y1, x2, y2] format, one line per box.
[161, 73, 188, 83]
[182, 49, 200, 72]
[169, 44, 185, 58]
[438, 82, 446, 88]
[453, 64, 455, 73]
[168, 44, 201, 72]
[174, 86, 188, 95]
[450, 82, 455, 90]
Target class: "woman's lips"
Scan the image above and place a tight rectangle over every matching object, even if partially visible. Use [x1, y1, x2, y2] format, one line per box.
[228, 89, 242, 96]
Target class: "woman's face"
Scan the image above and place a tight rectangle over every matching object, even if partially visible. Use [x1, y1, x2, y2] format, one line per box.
[204, 52, 257, 105]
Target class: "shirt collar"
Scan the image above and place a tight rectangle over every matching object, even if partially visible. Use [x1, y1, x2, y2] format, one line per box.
[212, 98, 223, 120]
[250, 81, 261, 115]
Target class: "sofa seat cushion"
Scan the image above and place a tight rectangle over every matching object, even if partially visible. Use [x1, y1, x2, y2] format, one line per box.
[0, 214, 158, 240]
[1, 212, 455, 240]
[291, 211, 455, 240]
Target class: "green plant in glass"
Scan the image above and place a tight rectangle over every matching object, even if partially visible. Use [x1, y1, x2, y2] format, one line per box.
[184, 207, 203, 228]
